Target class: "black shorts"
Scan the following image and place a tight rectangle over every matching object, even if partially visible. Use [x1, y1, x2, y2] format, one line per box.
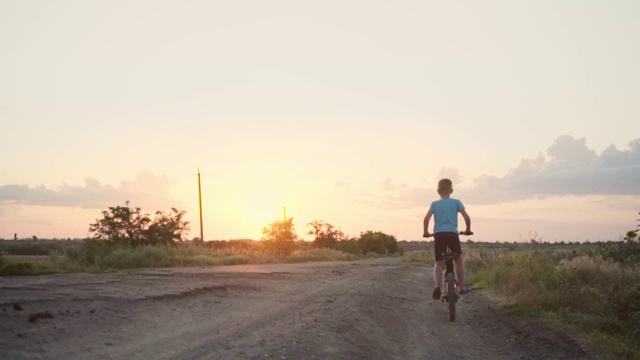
[434, 232, 462, 261]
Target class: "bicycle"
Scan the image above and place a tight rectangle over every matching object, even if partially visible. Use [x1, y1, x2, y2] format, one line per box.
[424, 231, 473, 322]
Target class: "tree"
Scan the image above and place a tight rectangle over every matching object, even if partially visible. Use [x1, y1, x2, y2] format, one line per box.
[307, 220, 344, 249]
[357, 231, 400, 255]
[307, 219, 322, 240]
[145, 208, 190, 246]
[261, 218, 298, 258]
[88, 201, 189, 247]
[335, 238, 360, 255]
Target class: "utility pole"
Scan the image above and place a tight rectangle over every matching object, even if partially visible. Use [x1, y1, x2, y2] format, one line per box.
[283, 206, 286, 221]
[198, 167, 204, 243]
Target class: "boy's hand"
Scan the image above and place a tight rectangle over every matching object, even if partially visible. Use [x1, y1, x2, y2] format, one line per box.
[460, 230, 473, 236]
[423, 232, 433, 238]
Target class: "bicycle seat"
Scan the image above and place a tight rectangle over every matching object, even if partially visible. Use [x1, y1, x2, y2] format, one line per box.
[442, 252, 457, 260]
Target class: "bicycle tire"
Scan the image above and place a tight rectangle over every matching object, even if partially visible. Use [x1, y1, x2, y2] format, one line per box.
[447, 272, 456, 322]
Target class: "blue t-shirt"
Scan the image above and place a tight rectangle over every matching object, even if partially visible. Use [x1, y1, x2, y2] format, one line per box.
[429, 198, 465, 234]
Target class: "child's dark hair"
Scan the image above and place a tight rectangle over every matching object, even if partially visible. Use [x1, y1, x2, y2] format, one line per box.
[438, 178, 453, 191]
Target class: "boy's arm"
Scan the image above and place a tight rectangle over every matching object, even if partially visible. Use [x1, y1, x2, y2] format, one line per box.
[423, 210, 433, 236]
[460, 209, 471, 233]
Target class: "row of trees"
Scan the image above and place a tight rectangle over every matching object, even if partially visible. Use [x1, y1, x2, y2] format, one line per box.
[87, 202, 401, 259]
[306, 220, 399, 255]
[260, 218, 400, 258]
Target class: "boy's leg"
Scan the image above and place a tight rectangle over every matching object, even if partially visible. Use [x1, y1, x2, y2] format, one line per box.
[446, 233, 470, 293]
[433, 260, 444, 288]
[454, 254, 466, 289]
[432, 234, 447, 299]
[432, 260, 444, 299]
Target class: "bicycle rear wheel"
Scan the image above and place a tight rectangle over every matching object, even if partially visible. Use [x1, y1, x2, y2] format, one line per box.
[447, 272, 456, 321]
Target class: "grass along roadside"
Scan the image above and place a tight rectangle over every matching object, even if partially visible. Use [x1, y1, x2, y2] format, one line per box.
[0, 244, 369, 276]
[469, 250, 640, 358]
[405, 247, 640, 358]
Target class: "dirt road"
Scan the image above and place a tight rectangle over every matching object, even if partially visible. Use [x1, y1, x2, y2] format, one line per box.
[0, 257, 609, 359]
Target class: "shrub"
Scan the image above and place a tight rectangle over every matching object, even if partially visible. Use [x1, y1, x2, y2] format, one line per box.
[1, 262, 35, 275]
[261, 218, 299, 259]
[1, 241, 64, 256]
[335, 239, 361, 255]
[101, 246, 172, 269]
[597, 240, 640, 266]
[205, 239, 257, 252]
[0, 262, 55, 276]
[357, 231, 401, 255]
[598, 210, 640, 265]
[66, 239, 114, 267]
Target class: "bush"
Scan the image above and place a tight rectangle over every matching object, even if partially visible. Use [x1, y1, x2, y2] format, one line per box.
[335, 239, 361, 255]
[65, 239, 114, 267]
[597, 240, 640, 266]
[1, 241, 64, 256]
[598, 211, 640, 265]
[205, 240, 257, 252]
[101, 246, 172, 269]
[357, 231, 401, 255]
[0, 262, 55, 276]
[0, 262, 35, 275]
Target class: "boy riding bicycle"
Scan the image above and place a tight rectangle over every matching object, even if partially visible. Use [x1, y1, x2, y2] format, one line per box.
[423, 178, 472, 299]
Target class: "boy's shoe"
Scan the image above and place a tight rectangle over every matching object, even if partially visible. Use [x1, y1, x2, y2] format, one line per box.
[432, 287, 441, 300]
[459, 285, 472, 295]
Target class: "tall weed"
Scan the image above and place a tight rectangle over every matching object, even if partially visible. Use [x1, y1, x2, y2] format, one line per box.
[597, 240, 640, 266]
[468, 249, 640, 357]
[285, 248, 359, 263]
[1, 240, 371, 276]
[101, 246, 172, 269]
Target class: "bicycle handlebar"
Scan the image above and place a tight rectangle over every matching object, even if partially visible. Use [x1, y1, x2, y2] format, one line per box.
[423, 231, 474, 238]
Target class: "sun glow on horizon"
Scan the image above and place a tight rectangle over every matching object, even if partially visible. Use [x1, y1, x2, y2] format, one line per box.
[203, 175, 303, 240]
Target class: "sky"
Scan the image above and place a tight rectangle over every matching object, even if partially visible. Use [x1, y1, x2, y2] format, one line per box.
[1, 0, 639, 243]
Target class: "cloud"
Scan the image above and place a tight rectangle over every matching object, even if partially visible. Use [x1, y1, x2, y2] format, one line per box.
[0, 171, 178, 209]
[381, 178, 407, 192]
[466, 136, 640, 204]
[381, 178, 394, 191]
[377, 135, 640, 208]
